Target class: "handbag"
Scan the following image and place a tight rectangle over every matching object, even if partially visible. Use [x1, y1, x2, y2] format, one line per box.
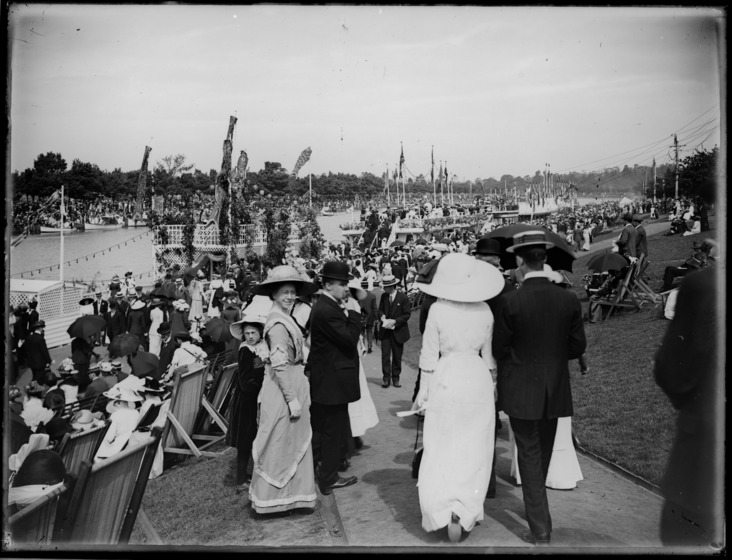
[411, 415, 424, 479]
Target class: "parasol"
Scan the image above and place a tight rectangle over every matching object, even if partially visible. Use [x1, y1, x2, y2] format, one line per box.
[586, 251, 629, 273]
[415, 238, 429, 245]
[67, 315, 107, 339]
[390, 240, 405, 248]
[129, 350, 160, 378]
[204, 317, 234, 343]
[484, 224, 576, 272]
[108, 333, 142, 359]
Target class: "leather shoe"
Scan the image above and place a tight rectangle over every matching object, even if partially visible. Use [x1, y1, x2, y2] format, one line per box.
[520, 530, 550, 545]
[320, 476, 357, 495]
[382, 381, 390, 388]
[392, 380, 401, 388]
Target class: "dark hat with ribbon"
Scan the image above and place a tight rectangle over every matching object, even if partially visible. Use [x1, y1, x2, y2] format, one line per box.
[157, 322, 172, 335]
[473, 238, 502, 257]
[320, 261, 352, 283]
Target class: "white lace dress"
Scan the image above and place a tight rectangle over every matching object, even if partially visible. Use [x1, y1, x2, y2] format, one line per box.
[418, 299, 496, 533]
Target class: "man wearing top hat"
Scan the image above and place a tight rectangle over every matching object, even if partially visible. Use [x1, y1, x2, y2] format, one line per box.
[23, 320, 53, 384]
[377, 274, 411, 388]
[308, 261, 363, 494]
[492, 230, 586, 546]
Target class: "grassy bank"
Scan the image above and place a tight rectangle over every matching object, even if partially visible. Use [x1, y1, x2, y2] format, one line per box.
[402, 220, 718, 487]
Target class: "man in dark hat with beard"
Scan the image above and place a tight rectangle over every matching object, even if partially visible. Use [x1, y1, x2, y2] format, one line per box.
[308, 261, 362, 495]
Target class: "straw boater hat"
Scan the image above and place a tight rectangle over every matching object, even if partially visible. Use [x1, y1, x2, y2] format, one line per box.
[416, 253, 504, 303]
[381, 274, 399, 288]
[506, 231, 555, 253]
[251, 265, 318, 297]
[347, 278, 367, 301]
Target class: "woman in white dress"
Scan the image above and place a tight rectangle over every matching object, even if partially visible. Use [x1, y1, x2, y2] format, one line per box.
[147, 298, 166, 357]
[188, 276, 204, 321]
[412, 253, 505, 542]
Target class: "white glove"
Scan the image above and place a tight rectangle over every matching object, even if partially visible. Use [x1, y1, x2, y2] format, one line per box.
[288, 398, 302, 419]
[413, 371, 433, 411]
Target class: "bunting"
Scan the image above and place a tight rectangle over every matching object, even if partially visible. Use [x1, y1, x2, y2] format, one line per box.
[292, 146, 312, 177]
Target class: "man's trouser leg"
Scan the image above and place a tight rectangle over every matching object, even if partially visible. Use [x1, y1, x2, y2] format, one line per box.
[391, 340, 403, 384]
[381, 336, 393, 384]
[311, 402, 349, 488]
[510, 415, 558, 537]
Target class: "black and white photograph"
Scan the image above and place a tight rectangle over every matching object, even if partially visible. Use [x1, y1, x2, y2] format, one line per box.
[4, 4, 725, 554]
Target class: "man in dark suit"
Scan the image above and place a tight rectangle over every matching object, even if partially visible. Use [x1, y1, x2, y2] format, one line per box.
[105, 299, 127, 343]
[127, 299, 149, 350]
[24, 320, 53, 384]
[654, 264, 722, 547]
[616, 213, 638, 262]
[492, 231, 586, 546]
[157, 322, 177, 379]
[308, 261, 362, 495]
[93, 290, 109, 345]
[377, 274, 411, 388]
[359, 279, 378, 353]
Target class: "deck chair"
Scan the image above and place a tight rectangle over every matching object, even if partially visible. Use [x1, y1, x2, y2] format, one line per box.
[57, 422, 109, 475]
[591, 261, 644, 321]
[61, 394, 109, 421]
[7, 483, 70, 548]
[60, 428, 160, 545]
[160, 361, 226, 458]
[627, 254, 662, 304]
[196, 363, 237, 436]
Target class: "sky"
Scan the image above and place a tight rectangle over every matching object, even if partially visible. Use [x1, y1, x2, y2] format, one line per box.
[7, 5, 724, 182]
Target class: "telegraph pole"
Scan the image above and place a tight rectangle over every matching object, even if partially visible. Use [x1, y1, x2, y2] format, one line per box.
[673, 134, 680, 199]
[652, 158, 657, 204]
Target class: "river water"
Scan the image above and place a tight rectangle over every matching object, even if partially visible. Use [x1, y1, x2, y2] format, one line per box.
[9, 212, 353, 285]
[10, 199, 620, 285]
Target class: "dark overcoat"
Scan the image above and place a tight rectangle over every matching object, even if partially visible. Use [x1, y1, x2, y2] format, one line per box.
[308, 294, 362, 406]
[493, 277, 586, 420]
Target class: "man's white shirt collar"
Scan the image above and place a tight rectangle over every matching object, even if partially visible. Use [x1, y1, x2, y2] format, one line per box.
[523, 271, 553, 280]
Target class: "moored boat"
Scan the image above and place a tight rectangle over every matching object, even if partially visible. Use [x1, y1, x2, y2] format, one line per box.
[84, 215, 124, 230]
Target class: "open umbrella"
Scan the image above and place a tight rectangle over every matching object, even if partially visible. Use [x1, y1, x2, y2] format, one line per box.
[67, 315, 107, 339]
[108, 333, 142, 359]
[415, 238, 428, 245]
[484, 224, 576, 272]
[586, 251, 628, 273]
[129, 350, 160, 378]
[204, 317, 233, 343]
[390, 240, 405, 248]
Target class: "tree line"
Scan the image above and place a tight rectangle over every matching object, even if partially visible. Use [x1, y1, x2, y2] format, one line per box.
[11, 147, 717, 206]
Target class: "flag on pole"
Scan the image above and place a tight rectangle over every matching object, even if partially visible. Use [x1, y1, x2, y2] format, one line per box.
[384, 168, 388, 194]
[430, 147, 434, 184]
[398, 144, 404, 179]
[291, 146, 312, 177]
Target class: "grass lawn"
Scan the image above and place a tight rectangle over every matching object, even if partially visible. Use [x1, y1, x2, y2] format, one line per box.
[403, 218, 719, 488]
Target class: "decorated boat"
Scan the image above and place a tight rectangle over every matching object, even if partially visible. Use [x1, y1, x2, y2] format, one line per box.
[83, 215, 124, 230]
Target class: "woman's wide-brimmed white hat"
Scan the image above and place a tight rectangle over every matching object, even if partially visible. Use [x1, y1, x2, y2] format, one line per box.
[103, 386, 144, 404]
[130, 299, 146, 311]
[230, 296, 271, 339]
[416, 253, 504, 303]
[250, 265, 318, 297]
[347, 278, 367, 301]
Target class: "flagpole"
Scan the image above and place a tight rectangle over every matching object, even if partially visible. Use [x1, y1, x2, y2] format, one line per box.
[309, 173, 312, 209]
[60, 184, 64, 286]
[386, 164, 390, 206]
[431, 146, 436, 206]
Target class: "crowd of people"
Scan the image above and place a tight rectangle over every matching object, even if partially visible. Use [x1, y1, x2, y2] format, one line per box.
[7, 189, 719, 548]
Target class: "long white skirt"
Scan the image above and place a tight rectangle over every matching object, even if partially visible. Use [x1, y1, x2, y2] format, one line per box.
[509, 416, 583, 489]
[418, 353, 495, 533]
[348, 360, 379, 438]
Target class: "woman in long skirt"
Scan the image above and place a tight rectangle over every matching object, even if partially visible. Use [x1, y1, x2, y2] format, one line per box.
[248, 266, 318, 514]
[413, 254, 505, 542]
[228, 314, 268, 491]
